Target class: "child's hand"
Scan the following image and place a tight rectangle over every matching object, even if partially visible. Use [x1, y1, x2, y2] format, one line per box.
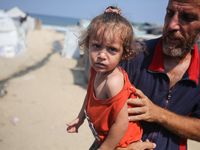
[66, 118, 81, 133]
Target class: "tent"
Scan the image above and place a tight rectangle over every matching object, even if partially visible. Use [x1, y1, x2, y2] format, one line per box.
[6, 7, 36, 31]
[61, 26, 83, 58]
[0, 11, 27, 57]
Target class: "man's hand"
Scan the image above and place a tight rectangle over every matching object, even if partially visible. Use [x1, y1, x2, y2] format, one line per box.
[128, 89, 200, 142]
[115, 139, 156, 150]
[127, 89, 159, 123]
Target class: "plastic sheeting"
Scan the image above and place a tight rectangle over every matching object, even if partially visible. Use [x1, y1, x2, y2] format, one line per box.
[61, 26, 82, 58]
[0, 12, 27, 57]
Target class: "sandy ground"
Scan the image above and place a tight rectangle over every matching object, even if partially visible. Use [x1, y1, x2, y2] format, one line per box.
[0, 29, 94, 150]
[0, 28, 199, 150]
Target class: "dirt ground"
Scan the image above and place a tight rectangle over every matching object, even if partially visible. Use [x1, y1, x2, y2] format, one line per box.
[0, 29, 94, 150]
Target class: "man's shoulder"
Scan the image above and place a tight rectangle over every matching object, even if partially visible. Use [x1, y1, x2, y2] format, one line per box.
[145, 37, 161, 50]
[135, 37, 162, 61]
[120, 37, 162, 74]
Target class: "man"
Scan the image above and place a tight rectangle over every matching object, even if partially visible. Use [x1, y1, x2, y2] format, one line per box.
[90, 0, 200, 149]
[122, 0, 200, 149]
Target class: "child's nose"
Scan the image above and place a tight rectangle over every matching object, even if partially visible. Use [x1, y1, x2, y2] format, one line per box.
[98, 50, 106, 59]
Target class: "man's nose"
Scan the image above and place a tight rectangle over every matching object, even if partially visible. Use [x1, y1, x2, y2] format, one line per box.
[168, 14, 180, 31]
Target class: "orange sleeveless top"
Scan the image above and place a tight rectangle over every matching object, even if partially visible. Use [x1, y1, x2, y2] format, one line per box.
[85, 67, 143, 147]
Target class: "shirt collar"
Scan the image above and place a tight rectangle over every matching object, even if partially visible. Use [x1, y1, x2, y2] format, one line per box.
[148, 39, 199, 85]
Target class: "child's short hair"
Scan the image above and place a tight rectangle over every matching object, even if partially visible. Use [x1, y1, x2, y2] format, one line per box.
[79, 6, 145, 61]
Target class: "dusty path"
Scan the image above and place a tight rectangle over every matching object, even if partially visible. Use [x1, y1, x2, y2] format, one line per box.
[0, 29, 93, 150]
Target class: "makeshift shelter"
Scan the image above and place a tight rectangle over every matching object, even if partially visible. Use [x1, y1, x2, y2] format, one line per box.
[0, 11, 27, 57]
[61, 26, 83, 58]
[6, 7, 36, 31]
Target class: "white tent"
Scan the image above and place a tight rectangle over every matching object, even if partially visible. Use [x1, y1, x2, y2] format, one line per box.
[0, 11, 27, 57]
[61, 26, 83, 58]
[6, 7, 36, 31]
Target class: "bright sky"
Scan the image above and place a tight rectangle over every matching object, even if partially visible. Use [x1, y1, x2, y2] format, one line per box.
[0, 0, 168, 24]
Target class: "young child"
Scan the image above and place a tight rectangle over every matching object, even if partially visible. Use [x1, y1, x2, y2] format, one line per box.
[67, 6, 144, 150]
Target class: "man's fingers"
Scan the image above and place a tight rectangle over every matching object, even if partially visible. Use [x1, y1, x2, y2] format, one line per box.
[126, 140, 156, 150]
[142, 141, 156, 150]
[128, 106, 145, 115]
[115, 139, 156, 150]
[127, 98, 145, 107]
[145, 139, 150, 142]
[134, 88, 145, 98]
[128, 114, 145, 122]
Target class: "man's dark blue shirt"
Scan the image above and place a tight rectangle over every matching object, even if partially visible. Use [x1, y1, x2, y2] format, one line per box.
[120, 37, 200, 150]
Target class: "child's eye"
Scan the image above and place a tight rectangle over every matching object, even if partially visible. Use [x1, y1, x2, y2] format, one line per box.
[93, 44, 100, 49]
[109, 47, 117, 52]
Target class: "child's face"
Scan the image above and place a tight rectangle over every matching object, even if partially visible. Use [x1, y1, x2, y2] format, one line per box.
[88, 28, 123, 74]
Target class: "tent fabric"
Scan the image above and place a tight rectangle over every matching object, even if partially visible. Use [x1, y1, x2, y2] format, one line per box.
[6, 7, 36, 31]
[0, 11, 27, 57]
[61, 26, 82, 58]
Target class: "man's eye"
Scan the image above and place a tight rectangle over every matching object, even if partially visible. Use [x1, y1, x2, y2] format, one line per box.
[166, 10, 174, 18]
[182, 14, 198, 22]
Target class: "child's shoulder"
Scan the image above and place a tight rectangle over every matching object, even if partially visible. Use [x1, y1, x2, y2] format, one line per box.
[107, 67, 123, 83]
[106, 67, 124, 98]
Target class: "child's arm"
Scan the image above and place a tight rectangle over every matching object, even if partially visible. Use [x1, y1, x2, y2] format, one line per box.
[99, 102, 129, 150]
[66, 95, 87, 133]
[99, 73, 129, 150]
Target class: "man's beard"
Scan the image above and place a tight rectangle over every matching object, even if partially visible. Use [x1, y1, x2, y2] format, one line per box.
[162, 31, 200, 58]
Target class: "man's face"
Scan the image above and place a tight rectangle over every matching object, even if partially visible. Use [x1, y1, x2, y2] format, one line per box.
[162, 0, 200, 57]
